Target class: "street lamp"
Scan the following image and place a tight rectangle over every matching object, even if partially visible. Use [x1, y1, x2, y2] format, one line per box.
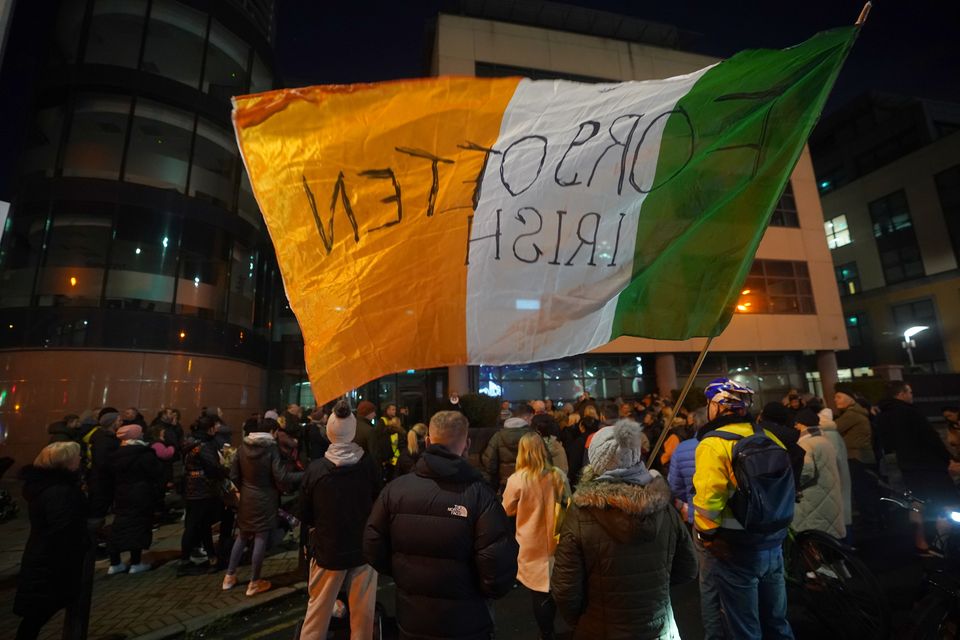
[902, 326, 929, 366]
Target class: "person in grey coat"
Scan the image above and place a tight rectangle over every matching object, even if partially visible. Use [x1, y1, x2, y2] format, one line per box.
[222, 420, 303, 596]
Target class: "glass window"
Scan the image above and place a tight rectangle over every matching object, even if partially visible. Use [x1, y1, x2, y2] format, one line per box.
[51, 0, 88, 66]
[84, 0, 147, 68]
[0, 206, 48, 308]
[845, 314, 865, 348]
[250, 55, 272, 93]
[879, 245, 924, 284]
[35, 205, 113, 307]
[203, 21, 250, 100]
[140, 0, 206, 89]
[20, 106, 65, 178]
[769, 183, 799, 227]
[176, 221, 229, 319]
[63, 94, 131, 180]
[870, 190, 913, 237]
[934, 165, 960, 263]
[227, 242, 257, 328]
[238, 170, 261, 228]
[542, 359, 579, 380]
[500, 380, 542, 401]
[824, 214, 850, 248]
[735, 259, 816, 314]
[104, 210, 180, 311]
[124, 99, 194, 192]
[501, 364, 542, 381]
[189, 118, 238, 209]
[835, 262, 860, 296]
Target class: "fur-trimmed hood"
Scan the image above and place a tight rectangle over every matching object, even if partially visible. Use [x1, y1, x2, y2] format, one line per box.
[571, 466, 672, 543]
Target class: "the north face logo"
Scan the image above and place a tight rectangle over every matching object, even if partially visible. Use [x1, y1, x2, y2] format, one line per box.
[447, 505, 468, 518]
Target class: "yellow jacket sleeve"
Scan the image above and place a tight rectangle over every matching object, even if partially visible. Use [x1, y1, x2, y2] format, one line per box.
[692, 437, 733, 533]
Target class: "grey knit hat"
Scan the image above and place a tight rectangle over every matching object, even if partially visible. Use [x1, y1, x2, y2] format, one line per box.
[587, 420, 652, 480]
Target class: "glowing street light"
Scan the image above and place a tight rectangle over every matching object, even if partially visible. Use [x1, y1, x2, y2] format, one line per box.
[902, 326, 929, 366]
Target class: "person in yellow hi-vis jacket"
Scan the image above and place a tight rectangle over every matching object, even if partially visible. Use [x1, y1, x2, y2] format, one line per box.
[693, 378, 796, 640]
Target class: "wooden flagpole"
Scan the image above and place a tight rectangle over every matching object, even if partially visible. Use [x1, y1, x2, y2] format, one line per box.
[856, 2, 872, 26]
[646, 336, 715, 468]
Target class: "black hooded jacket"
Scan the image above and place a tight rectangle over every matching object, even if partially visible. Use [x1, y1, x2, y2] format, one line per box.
[364, 445, 517, 640]
[15, 466, 89, 615]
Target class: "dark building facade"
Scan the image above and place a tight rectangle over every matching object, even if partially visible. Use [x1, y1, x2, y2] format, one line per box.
[0, 0, 280, 463]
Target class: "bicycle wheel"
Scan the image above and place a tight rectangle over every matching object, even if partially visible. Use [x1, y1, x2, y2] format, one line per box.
[794, 530, 891, 639]
[909, 592, 960, 640]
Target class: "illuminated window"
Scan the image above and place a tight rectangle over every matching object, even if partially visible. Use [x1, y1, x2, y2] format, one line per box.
[835, 262, 860, 297]
[824, 214, 851, 249]
[736, 259, 816, 315]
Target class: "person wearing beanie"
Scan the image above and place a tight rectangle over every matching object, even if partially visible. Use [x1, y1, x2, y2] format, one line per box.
[300, 401, 380, 638]
[106, 418, 163, 575]
[792, 408, 845, 539]
[223, 418, 303, 596]
[552, 420, 697, 639]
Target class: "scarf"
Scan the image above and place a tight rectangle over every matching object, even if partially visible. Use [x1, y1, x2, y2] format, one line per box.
[325, 442, 363, 467]
[595, 461, 654, 486]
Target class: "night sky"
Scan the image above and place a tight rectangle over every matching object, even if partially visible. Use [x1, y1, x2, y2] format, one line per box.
[275, 0, 960, 112]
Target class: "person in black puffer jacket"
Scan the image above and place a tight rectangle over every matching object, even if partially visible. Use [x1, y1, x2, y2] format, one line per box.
[179, 415, 225, 575]
[481, 404, 534, 491]
[300, 401, 381, 638]
[222, 419, 303, 596]
[107, 424, 163, 575]
[364, 411, 517, 640]
[553, 421, 698, 640]
[15, 442, 90, 640]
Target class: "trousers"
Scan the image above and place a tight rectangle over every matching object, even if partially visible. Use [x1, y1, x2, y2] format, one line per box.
[300, 561, 377, 639]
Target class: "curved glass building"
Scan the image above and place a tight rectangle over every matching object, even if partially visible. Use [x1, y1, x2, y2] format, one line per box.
[0, 0, 278, 463]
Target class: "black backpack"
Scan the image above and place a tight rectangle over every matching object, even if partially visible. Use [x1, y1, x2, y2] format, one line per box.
[705, 423, 796, 534]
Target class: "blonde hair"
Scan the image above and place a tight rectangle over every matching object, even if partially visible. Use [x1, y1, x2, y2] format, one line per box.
[34, 441, 80, 469]
[582, 405, 599, 419]
[515, 432, 568, 500]
[407, 423, 427, 454]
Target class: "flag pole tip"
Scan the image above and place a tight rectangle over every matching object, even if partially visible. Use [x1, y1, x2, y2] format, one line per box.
[856, 1, 873, 26]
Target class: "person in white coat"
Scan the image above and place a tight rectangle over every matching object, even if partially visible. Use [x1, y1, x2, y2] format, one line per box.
[793, 409, 846, 539]
[809, 400, 853, 532]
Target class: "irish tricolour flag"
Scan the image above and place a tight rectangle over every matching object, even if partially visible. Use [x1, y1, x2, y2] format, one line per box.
[233, 26, 856, 404]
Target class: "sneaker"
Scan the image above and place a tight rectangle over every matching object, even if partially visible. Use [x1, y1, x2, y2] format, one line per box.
[245, 579, 272, 597]
[189, 548, 208, 564]
[129, 563, 152, 574]
[107, 563, 128, 575]
[222, 573, 238, 591]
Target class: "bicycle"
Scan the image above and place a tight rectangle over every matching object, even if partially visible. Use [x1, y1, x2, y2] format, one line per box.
[880, 490, 960, 639]
[783, 527, 890, 639]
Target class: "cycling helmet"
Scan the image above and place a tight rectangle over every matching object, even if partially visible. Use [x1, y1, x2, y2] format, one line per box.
[704, 377, 755, 410]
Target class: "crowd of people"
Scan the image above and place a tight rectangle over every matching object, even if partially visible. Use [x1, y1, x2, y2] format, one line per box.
[11, 378, 960, 640]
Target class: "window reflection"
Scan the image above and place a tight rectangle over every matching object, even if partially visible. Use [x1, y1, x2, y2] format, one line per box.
[250, 55, 272, 94]
[35, 206, 113, 307]
[238, 170, 260, 228]
[20, 106, 65, 178]
[51, 0, 87, 66]
[140, 0, 206, 89]
[190, 118, 238, 209]
[227, 242, 257, 328]
[204, 21, 250, 101]
[176, 222, 228, 319]
[125, 99, 194, 192]
[104, 210, 180, 311]
[63, 94, 131, 180]
[0, 206, 47, 308]
[85, 0, 147, 68]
